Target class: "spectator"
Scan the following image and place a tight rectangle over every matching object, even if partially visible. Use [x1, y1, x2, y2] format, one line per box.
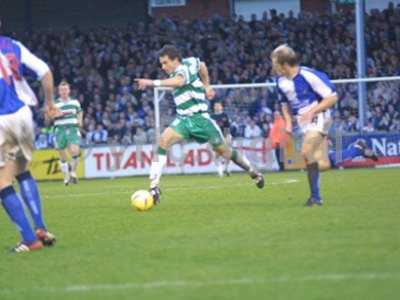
[92, 124, 108, 144]
[363, 120, 375, 133]
[12, 3, 398, 147]
[133, 127, 147, 145]
[245, 120, 262, 138]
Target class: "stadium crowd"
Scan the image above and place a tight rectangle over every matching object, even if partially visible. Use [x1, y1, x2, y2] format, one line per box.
[9, 3, 399, 148]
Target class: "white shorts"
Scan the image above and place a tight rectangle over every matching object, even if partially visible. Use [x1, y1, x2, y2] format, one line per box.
[0, 105, 35, 167]
[296, 102, 332, 135]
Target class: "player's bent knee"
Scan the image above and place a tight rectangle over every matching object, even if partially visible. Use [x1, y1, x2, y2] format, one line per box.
[158, 137, 169, 150]
[70, 144, 80, 151]
[303, 152, 317, 164]
[318, 159, 331, 171]
[0, 175, 13, 188]
[15, 156, 29, 175]
[301, 149, 311, 162]
[70, 145, 80, 156]
[159, 132, 176, 149]
[213, 144, 231, 159]
[58, 150, 68, 161]
[213, 146, 224, 156]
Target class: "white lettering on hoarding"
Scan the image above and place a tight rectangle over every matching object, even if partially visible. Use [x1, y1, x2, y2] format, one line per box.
[372, 138, 400, 156]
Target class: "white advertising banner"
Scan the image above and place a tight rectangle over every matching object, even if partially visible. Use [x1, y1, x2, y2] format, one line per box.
[84, 139, 278, 178]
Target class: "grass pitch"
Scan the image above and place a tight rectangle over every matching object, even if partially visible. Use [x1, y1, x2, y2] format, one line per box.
[0, 168, 399, 300]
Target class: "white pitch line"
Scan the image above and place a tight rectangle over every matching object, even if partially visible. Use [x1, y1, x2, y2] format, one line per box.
[1, 272, 398, 294]
[375, 163, 400, 169]
[43, 179, 300, 199]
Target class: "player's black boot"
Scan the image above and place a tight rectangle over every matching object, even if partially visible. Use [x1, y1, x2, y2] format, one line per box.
[305, 197, 323, 207]
[70, 174, 79, 184]
[149, 186, 161, 205]
[36, 228, 56, 247]
[355, 139, 378, 161]
[250, 171, 265, 189]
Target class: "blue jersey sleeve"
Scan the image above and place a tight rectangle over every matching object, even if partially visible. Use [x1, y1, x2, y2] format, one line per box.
[301, 68, 336, 99]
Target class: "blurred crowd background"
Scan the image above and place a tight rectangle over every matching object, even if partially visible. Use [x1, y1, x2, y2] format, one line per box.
[7, 2, 399, 148]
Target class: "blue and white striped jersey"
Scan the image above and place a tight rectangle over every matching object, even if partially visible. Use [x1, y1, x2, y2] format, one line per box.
[0, 36, 49, 115]
[276, 66, 336, 116]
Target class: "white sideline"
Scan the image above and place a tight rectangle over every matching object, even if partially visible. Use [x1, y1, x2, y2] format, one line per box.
[43, 179, 300, 199]
[375, 163, 400, 169]
[1, 272, 398, 294]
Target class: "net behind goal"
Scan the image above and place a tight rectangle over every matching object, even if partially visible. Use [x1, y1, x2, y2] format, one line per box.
[154, 82, 281, 173]
[153, 77, 400, 173]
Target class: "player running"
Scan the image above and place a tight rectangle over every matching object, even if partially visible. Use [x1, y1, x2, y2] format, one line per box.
[53, 81, 82, 185]
[211, 101, 232, 177]
[272, 44, 377, 207]
[135, 45, 264, 203]
[0, 30, 57, 252]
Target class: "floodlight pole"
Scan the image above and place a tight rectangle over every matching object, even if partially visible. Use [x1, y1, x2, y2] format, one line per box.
[355, 0, 367, 131]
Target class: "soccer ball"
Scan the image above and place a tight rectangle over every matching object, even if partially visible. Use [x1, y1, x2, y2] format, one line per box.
[130, 190, 154, 211]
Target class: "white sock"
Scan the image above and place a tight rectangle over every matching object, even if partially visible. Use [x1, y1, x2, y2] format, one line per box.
[60, 161, 69, 174]
[149, 154, 167, 188]
[60, 161, 70, 181]
[217, 164, 224, 177]
[70, 156, 79, 173]
[216, 157, 224, 177]
[224, 159, 230, 172]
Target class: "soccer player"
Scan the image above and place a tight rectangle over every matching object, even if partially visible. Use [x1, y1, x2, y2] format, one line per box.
[135, 45, 264, 203]
[53, 81, 82, 185]
[0, 30, 57, 252]
[211, 101, 232, 177]
[272, 44, 377, 207]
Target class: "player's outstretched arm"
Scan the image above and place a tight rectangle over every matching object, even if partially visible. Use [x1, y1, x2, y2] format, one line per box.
[40, 71, 60, 119]
[78, 111, 83, 127]
[135, 75, 185, 90]
[199, 62, 215, 100]
[41, 71, 54, 106]
[17, 41, 60, 119]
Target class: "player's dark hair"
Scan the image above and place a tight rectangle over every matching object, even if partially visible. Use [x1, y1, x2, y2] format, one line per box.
[158, 45, 182, 61]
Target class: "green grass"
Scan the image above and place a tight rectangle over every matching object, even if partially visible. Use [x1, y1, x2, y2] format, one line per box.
[0, 168, 400, 300]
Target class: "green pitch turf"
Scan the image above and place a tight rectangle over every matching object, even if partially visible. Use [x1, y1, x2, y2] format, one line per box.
[0, 168, 399, 300]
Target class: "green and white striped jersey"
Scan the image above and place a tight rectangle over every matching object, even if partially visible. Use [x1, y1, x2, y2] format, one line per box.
[54, 98, 82, 127]
[171, 57, 208, 116]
